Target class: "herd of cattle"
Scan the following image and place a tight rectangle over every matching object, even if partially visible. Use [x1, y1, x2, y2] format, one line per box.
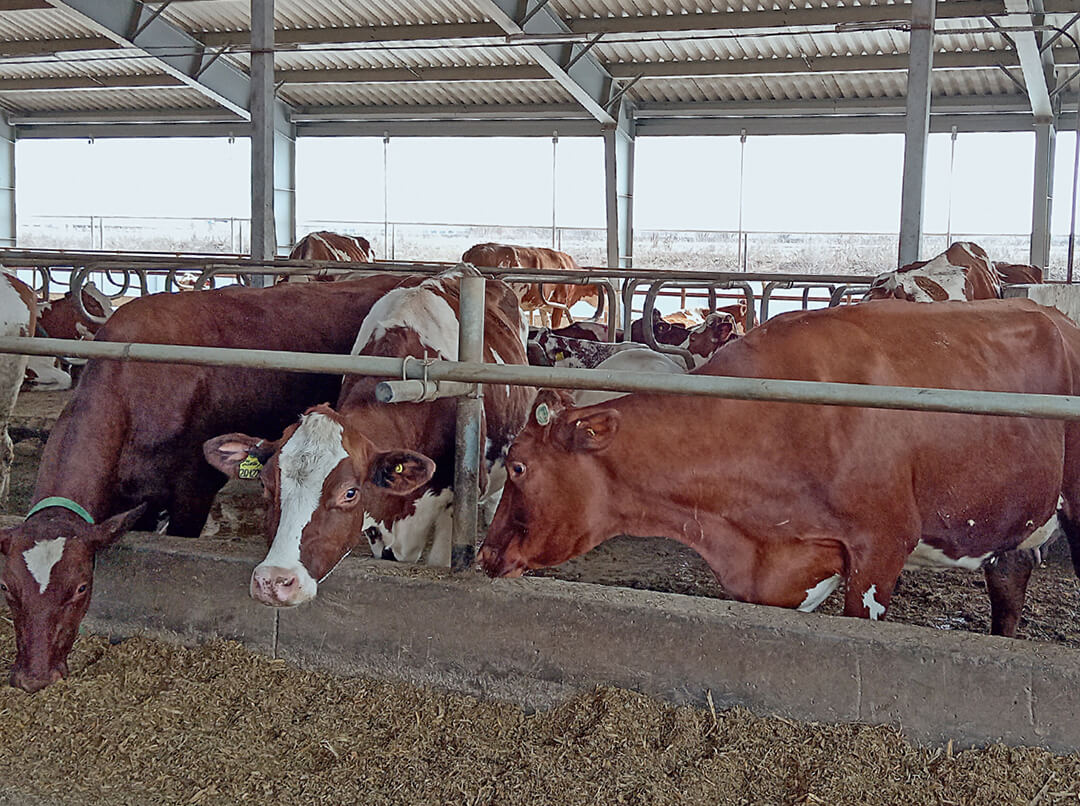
[0, 233, 1072, 695]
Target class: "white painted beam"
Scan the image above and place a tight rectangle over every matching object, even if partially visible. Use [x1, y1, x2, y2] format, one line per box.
[1002, 0, 1055, 123]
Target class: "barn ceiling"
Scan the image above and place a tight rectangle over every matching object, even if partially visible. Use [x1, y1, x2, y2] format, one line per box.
[0, 0, 1076, 137]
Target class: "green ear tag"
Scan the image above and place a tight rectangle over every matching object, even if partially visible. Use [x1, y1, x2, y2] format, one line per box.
[535, 403, 551, 426]
[238, 454, 263, 480]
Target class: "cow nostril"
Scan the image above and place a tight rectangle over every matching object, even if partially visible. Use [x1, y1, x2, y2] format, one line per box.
[279, 576, 295, 588]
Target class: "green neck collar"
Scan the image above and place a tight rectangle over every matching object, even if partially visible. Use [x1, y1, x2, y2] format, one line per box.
[26, 496, 95, 525]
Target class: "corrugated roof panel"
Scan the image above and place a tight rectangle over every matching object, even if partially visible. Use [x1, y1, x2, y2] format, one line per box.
[0, 52, 165, 80]
[282, 78, 570, 107]
[273, 42, 537, 71]
[0, 85, 219, 113]
[629, 68, 1024, 104]
[0, 7, 101, 40]
[158, 0, 501, 33]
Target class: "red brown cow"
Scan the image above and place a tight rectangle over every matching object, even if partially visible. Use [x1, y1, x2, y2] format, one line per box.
[281, 231, 374, 283]
[0, 274, 406, 692]
[994, 262, 1043, 285]
[461, 242, 597, 329]
[866, 242, 1013, 302]
[204, 270, 533, 606]
[25, 282, 114, 391]
[479, 299, 1080, 637]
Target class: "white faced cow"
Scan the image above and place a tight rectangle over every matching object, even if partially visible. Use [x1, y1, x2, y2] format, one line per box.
[205, 270, 533, 606]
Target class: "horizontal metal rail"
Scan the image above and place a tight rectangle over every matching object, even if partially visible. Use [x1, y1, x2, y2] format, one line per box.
[3, 336, 1080, 422]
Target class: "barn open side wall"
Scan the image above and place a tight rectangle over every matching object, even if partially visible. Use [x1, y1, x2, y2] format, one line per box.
[21, 525, 1075, 755]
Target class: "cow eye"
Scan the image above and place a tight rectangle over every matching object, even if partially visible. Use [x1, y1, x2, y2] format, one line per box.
[0, 582, 7, 593]
[76, 583, 88, 595]
[509, 462, 526, 479]
[343, 488, 357, 501]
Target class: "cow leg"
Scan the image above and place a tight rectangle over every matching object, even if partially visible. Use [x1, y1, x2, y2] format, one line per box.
[983, 549, 1035, 637]
[1060, 508, 1080, 581]
[841, 543, 909, 622]
[550, 308, 564, 329]
[165, 466, 226, 537]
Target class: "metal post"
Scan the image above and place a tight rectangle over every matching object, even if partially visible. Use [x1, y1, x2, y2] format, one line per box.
[737, 129, 747, 270]
[1032, 121, 1056, 269]
[945, 126, 958, 246]
[452, 269, 485, 570]
[0, 113, 14, 248]
[249, 0, 275, 284]
[382, 132, 390, 259]
[898, 0, 935, 266]
[551, 130, 558, 249]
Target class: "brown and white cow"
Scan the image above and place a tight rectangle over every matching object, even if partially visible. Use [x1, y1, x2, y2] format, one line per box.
[0, 273, 35, 498]
[529, 312, 741, 371]
[280, 231, 375, 283]
[24, 281, 114, 391]
[0, 274, 407, 692]
[204, 270, 533, 607]
[461, 242, 597, 329]
[866, 242, 1005, 302]
[479, 299, 1080, 636]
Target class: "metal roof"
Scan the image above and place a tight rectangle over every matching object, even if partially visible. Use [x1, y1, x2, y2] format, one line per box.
[0, 0, 1077, 137]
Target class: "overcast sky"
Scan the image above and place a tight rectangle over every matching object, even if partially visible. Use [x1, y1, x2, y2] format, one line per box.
[14, 130, 1078, 239]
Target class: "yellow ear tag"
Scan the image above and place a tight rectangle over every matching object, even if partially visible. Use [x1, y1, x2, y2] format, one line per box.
[238, 454, 263, 480]
[555, 351, 565, 361]
[586, 427, 596, 437]
[394, 463, 404, 474]
[535, 402, 551, 426]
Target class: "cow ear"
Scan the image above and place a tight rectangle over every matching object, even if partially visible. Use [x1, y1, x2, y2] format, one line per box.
[370, 450, 436, 495]
[530, 388, 573, 427]
[0, 526, 11, 554]
[203, 433, 273, 479]
[561, 409, 620, 452]
[86, 503, 147, 550]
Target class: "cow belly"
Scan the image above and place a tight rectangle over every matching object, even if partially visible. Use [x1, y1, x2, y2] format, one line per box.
[904, 503, 1062, 571]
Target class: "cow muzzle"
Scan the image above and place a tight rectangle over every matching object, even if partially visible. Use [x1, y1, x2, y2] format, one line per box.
[477, 544, 526, 579]
[10, 662, 66, 693]
[250, 565, 315, 607]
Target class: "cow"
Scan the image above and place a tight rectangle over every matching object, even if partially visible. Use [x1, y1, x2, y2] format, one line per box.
[24, 282, 114, 391]
[994, 262, 1043, 286]
[663, 300, 748, 331]
[0, 273, 35, 499]
[529, 312, 741, 370]
[866, 242, 1006, 302]
[478, 299, 1080, 638]
[461, 242, 597, 329]
[281, 231, 375, 283]
[0, 274, 408, 692]
[203, 269, 533, 608]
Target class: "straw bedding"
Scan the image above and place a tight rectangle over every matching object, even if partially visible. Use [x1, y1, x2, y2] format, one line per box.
[0, 618, 1078, 805]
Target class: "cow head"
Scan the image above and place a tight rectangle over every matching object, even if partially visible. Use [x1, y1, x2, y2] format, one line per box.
[204, 406, 436, 607]
[630, 308, 689, 347]
[478, 390, 620, 578]
[684, 312, 742, 365]
[0, 503, 145, 692]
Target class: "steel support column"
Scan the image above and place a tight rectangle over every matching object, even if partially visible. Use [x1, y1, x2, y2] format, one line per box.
[604, 102, 634, 270]
[250, 0, 276, 276]
[1032, 121, 1057, 268]
[452, 268, 485, 571]
[0, 113, 14, 247]
[898, 0, 935, 266]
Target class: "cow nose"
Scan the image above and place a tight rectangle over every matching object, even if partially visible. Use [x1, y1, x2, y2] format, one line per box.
[10, 665, 63, 693]
[250, 566, 303, 606]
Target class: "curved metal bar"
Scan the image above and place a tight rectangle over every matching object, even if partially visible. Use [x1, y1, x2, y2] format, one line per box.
[829, 285, 852, 307]
[760, 280, 791, 324]
[642, 281, 696, 371]
[727, 282, 756, 329]
[621, 278, 643, 340]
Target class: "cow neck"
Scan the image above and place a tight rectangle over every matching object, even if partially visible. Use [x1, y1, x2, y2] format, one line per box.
[31, 392, 125, 520]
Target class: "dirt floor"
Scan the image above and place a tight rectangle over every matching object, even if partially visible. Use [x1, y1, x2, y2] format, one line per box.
[7, 389, 1080, 650]
[0, 617, 1078, 806]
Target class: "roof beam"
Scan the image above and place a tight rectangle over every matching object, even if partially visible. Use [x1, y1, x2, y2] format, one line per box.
[0, 36, 117, 56]
[42, 0, 290, 124]
[607, 50, 1029, 79]
[634, 95, 1037, 118]
[196, 1, 1079, 48]
[1001, 0, 1055, 122]
[469, 0, 621, 128]
[291, 103, 588, 122]
[0, 1, 51, 9]
[0, 73, 181, 91]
